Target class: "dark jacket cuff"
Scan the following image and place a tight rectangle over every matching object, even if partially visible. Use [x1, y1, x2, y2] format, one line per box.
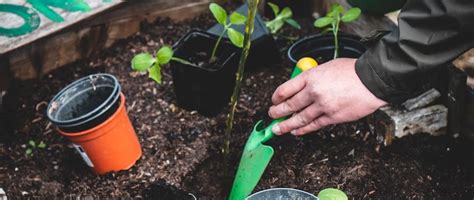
[355, 55, 412, 104]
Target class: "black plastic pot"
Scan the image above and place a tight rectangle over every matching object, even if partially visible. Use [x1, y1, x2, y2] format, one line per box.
[287, 33, 366, 65]
[171, 30, 240, 116]
[47, 73, 121, 133]
[207, 3, 280, 69]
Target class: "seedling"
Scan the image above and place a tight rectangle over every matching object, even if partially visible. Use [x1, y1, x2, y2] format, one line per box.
[317, 188, 348, 200]
[25, 140, 46, 156]
[131, 46, 192, 84]
[265, 2, 301, 34]
[314, 4, 361, 59]
[209, 3, 246, 60]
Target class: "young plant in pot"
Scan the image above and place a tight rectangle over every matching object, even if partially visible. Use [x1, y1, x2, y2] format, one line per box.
[131, 46, 191, 84]
[169, 3, 247, 116]
[207, 3, 281, 70]
[288, 3, 365, 65]
[265, 2, 301, 36]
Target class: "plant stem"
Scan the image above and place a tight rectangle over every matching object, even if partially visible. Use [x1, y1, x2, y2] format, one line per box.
[171, 57, 194, 66]
[223, 0, 259, 159]
[333, 15, 341, 59]
[211, 26, 228, 60]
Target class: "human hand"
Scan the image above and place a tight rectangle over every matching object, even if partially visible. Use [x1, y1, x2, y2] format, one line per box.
[268, 58, 387, 136]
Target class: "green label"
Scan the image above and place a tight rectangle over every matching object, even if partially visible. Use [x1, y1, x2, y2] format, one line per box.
[0, 0, 111, 37]
[0, 4, 40, 37]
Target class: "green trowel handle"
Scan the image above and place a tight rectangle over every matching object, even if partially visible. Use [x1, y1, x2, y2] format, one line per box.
[261, 66, 303, 143]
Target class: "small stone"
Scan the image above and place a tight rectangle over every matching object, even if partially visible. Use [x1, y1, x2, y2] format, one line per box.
[348, 149, 355, 156]
[14, 167, 18, 171]
[169, 104, 177, 113]
[21, 191, 28, 195]
[0, 188, 7, 200]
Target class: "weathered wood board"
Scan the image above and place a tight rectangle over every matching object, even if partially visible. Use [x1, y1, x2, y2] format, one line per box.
[2, 0, 215, 80]
[0, 0, 123, 54]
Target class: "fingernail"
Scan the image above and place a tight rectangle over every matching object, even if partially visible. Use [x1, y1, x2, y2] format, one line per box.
[272, 124, 281, 135]
[290, 130, 297, 135]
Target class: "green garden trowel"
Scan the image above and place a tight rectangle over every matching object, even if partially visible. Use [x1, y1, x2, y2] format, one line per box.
[229, 57, 318, 200]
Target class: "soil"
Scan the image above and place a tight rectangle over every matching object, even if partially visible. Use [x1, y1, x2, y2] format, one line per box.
[1, 4, 474, 200]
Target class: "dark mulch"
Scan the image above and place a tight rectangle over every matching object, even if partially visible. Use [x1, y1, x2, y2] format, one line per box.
[0, 4, 473, 199]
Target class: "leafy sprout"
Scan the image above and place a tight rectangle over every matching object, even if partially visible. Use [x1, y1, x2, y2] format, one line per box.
[265, 2, 301, 34]
[209, 3, 247, 60]
[131, 46, 192, 84]
[318, 188, 348, 200]
[314, 4, 361, 59]
[25, 140, 46, 156]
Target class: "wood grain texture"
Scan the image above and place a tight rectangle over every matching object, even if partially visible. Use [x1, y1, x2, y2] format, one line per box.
[0, 0, 123, 54]
[4, 0, 213, 80]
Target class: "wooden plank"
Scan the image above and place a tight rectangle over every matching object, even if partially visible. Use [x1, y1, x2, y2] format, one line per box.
[0, 0, 123, 54]
[4, 0, 213, 80]
[376, 104, 448, 146]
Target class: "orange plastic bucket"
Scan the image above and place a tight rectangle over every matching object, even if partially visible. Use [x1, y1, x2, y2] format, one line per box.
[59, 93, 142, 175]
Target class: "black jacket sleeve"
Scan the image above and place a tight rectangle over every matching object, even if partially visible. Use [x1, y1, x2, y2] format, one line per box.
[355, 0, 474, 104]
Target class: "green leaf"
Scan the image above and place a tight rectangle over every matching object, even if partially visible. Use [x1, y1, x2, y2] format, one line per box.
[321, 27, 334, 34]
[279, 7, 292, 19]
[330, 4, 344, 14]
[28, 140, 35, 147]
[327, 4, 344, 17]
[131, 53, 155, 72]
[267, 2, 280, 16]
[156, 46, 173, 65]
[227, 28, 244, 48]
[148, 63, 162, 84]
[269, 20, 285, 34]
[341, 7, 361, 22]
[284, 18, 301, 29]
[229, 12, 246, 25]
[314, 17, 334, 28]
[26, 148, 32, 156]
[318, 188, 348, 200]
[209, 3, 227, 25]
[38, 141, 46, 149]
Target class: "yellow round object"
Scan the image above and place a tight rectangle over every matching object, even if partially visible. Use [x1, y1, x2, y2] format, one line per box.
[296, 57, 318, 71]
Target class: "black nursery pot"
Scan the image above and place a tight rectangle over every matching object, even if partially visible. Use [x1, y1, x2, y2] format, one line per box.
[46, 73, 121, 133]
[207, 3, 280, 69]
[171, 30, 240, 116]
[288, 33, 366, 65]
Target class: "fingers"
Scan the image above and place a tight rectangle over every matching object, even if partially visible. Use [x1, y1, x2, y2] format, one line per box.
[268, 89, 312, 119]
[271, 74, 306, 105]
[292, 115, 333, 136]
[271, 104, 323, 135]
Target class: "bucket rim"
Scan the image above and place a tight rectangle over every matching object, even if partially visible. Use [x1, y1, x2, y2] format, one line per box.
[246, 188, 319, 200]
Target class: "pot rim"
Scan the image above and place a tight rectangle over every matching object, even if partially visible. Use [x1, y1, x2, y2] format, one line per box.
[172, 29, 240, 72]
[47, 73, 120, 125]
[287, 33, 364, 64]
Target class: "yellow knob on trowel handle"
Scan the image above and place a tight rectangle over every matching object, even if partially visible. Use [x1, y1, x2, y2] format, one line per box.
[291, 57, 319, 78]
